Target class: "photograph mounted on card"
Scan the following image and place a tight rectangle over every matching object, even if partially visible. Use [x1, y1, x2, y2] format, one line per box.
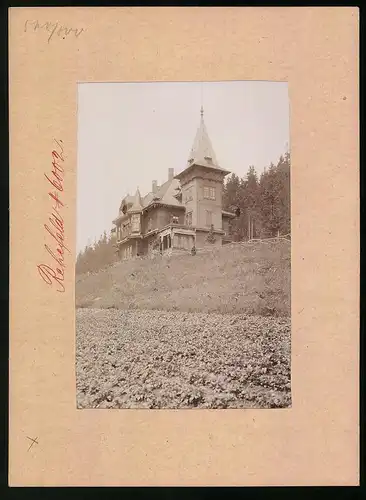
[9, 7, 359, 487]
[75, 80, 291, 410]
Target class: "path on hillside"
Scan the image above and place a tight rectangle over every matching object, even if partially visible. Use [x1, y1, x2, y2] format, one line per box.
[76, 308, 291, 409]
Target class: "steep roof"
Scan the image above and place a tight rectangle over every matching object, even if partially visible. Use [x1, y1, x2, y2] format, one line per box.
[119, 194, 134, 212]
[128, 188, 143, 213]
[157, 178, 182, 206]
[175, 107, 230, 180]
[114, 108, 230, 225]
[142, 191, 154, 207]
[188, 106, 219, 168]
[144, 178, 182, 208]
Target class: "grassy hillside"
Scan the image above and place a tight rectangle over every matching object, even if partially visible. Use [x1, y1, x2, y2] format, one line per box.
[76, 240, 290, 316]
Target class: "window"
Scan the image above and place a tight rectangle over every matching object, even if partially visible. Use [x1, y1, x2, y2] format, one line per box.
[147, 217, 152, 231]
[206, 210, 212, 227]
[185, 211, 192, 226]
[203, 186, 216, 200]
[131, 214, 140, 233]
[185, 187, 193, 203]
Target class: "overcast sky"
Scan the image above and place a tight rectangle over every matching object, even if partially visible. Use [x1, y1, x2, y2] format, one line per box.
[77, 81, 289, 253]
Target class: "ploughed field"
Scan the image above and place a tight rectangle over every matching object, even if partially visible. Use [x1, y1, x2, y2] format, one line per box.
[76, 308, 291, 409]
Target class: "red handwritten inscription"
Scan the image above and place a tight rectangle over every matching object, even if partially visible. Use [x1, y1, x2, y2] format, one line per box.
[37, 139, 70, 292]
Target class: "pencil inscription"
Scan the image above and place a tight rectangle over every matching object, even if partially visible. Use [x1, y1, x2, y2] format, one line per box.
[24, 19, 85, 43]
[27, 436, 39, 452]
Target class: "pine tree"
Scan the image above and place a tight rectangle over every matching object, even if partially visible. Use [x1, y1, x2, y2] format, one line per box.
[243, 165, 259, 239]
[222, 152, 291, 241]
[75, 230, 117, 275]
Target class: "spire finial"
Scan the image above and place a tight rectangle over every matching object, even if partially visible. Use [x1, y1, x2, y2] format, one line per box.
[200, 105, 204, 118]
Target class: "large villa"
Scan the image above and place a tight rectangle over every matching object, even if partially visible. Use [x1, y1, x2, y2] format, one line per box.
[112, 107, 237, 259]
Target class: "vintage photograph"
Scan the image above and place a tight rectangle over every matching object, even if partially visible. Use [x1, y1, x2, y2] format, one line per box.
[76, 81, 291, 409]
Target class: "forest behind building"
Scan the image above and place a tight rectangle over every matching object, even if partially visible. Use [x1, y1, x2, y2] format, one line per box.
[76, 152, 290, 276]
[223, 151, 290, 241]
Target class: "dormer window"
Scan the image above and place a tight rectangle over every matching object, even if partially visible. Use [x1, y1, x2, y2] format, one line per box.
[188, 158, 194, 164]
[204, 156, 212, 163]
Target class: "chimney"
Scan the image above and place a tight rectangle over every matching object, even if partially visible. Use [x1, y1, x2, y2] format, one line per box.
[168, 168, 174, 181]
[152, 180, 157, 193]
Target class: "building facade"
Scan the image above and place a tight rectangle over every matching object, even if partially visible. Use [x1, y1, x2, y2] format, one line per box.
[112, 107, 236, 259]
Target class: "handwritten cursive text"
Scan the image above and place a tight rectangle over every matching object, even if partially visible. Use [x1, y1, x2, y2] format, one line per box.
[38, 139, 69, 293]
[24, 19, 85, 44]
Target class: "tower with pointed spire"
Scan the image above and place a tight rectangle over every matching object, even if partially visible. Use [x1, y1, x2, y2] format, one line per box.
[174, 106, 231, 246]
[112, 106, 236, 260]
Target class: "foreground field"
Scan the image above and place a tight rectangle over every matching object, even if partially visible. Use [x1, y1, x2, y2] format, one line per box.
[76, 308, 291, 409]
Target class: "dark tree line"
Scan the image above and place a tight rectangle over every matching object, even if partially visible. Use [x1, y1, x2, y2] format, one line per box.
[76, 231, 116, 275]
[223, 152, 290, 241]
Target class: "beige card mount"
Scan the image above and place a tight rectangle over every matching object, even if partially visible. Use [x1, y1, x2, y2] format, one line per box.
[9, 7, 359, 487]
